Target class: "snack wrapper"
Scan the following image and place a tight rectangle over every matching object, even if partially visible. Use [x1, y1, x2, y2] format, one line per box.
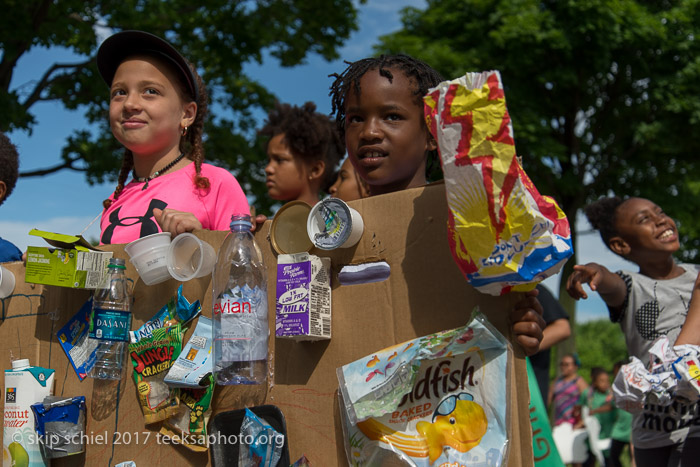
[424, 71, 573, 295]
[612, 337, 700, 411]
[130, 284, 201, 343]
[238, 408, 285, 467]
[337, 312, 511, 466]
[160, 376, 214, 452]
[129, 324, 183, 424]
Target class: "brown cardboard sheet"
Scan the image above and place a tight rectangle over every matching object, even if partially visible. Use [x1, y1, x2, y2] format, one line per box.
[0, 182, 533, 466]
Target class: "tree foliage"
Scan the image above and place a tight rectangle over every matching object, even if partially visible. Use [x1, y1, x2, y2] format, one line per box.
[573, 319, 628, 383]
[1, 0, 362, 214]
[375, 0, 700, 320]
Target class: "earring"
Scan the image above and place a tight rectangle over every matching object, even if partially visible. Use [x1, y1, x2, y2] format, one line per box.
[182, 126, 188, 136]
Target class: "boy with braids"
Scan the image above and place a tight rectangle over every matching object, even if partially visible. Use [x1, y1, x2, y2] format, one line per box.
[0, 131, 22, 262]
[567, 196, 700, 466]
[97, 31, 249, 244]
[328, 54, 546, 356]
[260, 101, 344, 206]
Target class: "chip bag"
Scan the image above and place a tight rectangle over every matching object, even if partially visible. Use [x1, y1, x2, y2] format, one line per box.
[337, 312, 511, 466]
[424, 71, 573, 295]
[160, 376, 214, 451]
[129, 324, 183, 424]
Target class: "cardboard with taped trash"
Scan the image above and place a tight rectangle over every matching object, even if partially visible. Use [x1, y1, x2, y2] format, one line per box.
[24, 229, 112, 289]
[0, 182, 534, 466]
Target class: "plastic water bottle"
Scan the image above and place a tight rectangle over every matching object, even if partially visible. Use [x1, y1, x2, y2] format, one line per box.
[212, 214, 269, 385]
[89, 257, 132, 380]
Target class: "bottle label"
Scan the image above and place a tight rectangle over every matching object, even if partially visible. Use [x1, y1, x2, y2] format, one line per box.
[89, 308, 132, 342]
[214, 285, 268, 362]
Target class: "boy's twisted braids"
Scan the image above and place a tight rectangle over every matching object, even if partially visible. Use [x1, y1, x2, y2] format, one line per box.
[103, 59, 209, 209]
[329, 54, 445, 181]
[0, 131, 20, 207]
[329, 54, 444, 139]
[584, 196, 624, 246]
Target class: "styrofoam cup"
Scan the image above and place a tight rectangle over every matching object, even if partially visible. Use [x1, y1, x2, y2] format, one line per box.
[125, 232, 172, 258]
[166, 233, 216, 281]
[128, 245, 171, 285]
[307, 198, 364, 250]
[0, 265, 16, 298]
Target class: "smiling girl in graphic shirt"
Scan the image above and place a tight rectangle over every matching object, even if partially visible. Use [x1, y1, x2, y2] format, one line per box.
[97, 30, 249, 244]
[566, 196, 700, 466]
[328, 54, 546, 356]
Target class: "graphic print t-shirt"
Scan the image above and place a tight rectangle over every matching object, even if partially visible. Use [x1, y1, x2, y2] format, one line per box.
[100, 162, 249, 245]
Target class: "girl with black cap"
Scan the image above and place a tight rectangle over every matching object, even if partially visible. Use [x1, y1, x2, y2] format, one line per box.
[97, 30, 249, 244]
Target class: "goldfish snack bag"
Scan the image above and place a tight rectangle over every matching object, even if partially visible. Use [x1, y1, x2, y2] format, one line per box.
[424, 71, 573, 296]
[337, 312, 511, 466]
[160, 376, 214, 451]
[129, 324, 183, 424]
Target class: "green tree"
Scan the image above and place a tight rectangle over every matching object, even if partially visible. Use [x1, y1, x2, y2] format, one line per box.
[574, 319, 628, 383]
[375, 0, 700, 328]
[1, 0, 362, 214]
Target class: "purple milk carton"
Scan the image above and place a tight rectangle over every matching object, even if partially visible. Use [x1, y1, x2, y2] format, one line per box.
[275, 253, 331, 341]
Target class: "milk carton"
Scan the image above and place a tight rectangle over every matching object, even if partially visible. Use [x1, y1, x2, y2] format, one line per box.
[275, 253, 331, 341]
[3, 359, 55, 467]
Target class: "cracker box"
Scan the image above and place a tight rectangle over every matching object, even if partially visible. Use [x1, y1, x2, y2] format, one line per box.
[25, 229, 112, 289]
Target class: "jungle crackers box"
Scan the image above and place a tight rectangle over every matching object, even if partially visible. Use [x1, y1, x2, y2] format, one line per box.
[24, 229, 112, 289]
[275, 253, 331, 341]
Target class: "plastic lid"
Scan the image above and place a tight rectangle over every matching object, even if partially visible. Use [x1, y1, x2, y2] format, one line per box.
[108, 258, 126, 268]
[12, 359, 30, 369]
[270, 201, 313, 255]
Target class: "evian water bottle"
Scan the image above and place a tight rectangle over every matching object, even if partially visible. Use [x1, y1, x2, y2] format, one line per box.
[212, 214, 269, 385]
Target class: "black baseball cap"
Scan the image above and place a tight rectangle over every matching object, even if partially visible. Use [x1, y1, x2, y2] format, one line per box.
[96, 30, 198, 102]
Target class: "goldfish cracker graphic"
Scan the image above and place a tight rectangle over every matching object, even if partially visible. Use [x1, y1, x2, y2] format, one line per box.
[424, 71, 573, 296]
[416, 393, 488, 463]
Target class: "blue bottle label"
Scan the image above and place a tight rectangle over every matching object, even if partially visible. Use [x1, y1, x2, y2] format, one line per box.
[89, 308, 132, 342]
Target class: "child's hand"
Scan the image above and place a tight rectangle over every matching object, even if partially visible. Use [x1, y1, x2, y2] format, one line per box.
[251, 214, 268, 233]
[153, 208, 203, 236]
[509, 289, 546, 357]
[566, 263, 607, 300]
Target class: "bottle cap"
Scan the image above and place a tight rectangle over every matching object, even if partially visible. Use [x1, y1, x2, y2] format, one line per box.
[230, 214, 253, 232]
[108, 258, 126, 268]
[12, 359, 30, 369]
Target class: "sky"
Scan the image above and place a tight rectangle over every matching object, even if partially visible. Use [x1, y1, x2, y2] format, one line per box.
[0, 0, 635, 322]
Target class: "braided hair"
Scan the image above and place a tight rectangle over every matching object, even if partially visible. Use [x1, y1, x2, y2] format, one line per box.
[259, 101, 344, 191]
[329, 54, 444, 181]
[103, 58, 209, 209]
[583, 196, 625, 248]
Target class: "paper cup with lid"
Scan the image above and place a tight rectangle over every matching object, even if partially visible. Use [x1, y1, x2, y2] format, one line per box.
[307, 198, 364, 250]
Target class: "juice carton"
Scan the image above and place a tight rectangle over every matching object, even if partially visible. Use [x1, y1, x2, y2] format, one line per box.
[275, 253, 331, 341]
[3, 359, 55, 467]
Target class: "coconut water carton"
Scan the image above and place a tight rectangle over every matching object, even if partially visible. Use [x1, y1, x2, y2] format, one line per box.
[3, 359, 55, 467]
[275, 253, 331, 341]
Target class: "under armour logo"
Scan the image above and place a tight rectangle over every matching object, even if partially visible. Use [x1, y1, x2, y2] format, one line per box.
[101, 199, 167, 244]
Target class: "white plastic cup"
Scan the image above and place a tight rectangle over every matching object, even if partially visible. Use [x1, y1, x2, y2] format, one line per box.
[128, 245, 171, 285]
[0, 265, 16, 298]
[307, 198, 364, 250]
[166, 233, 216, 282]
[125, 232, 172, 258]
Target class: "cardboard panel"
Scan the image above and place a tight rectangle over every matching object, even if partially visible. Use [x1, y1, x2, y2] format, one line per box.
[1, 183, 532, 466]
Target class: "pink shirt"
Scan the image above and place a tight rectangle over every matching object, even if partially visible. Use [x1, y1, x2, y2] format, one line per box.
[100, 162, 249, 245]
